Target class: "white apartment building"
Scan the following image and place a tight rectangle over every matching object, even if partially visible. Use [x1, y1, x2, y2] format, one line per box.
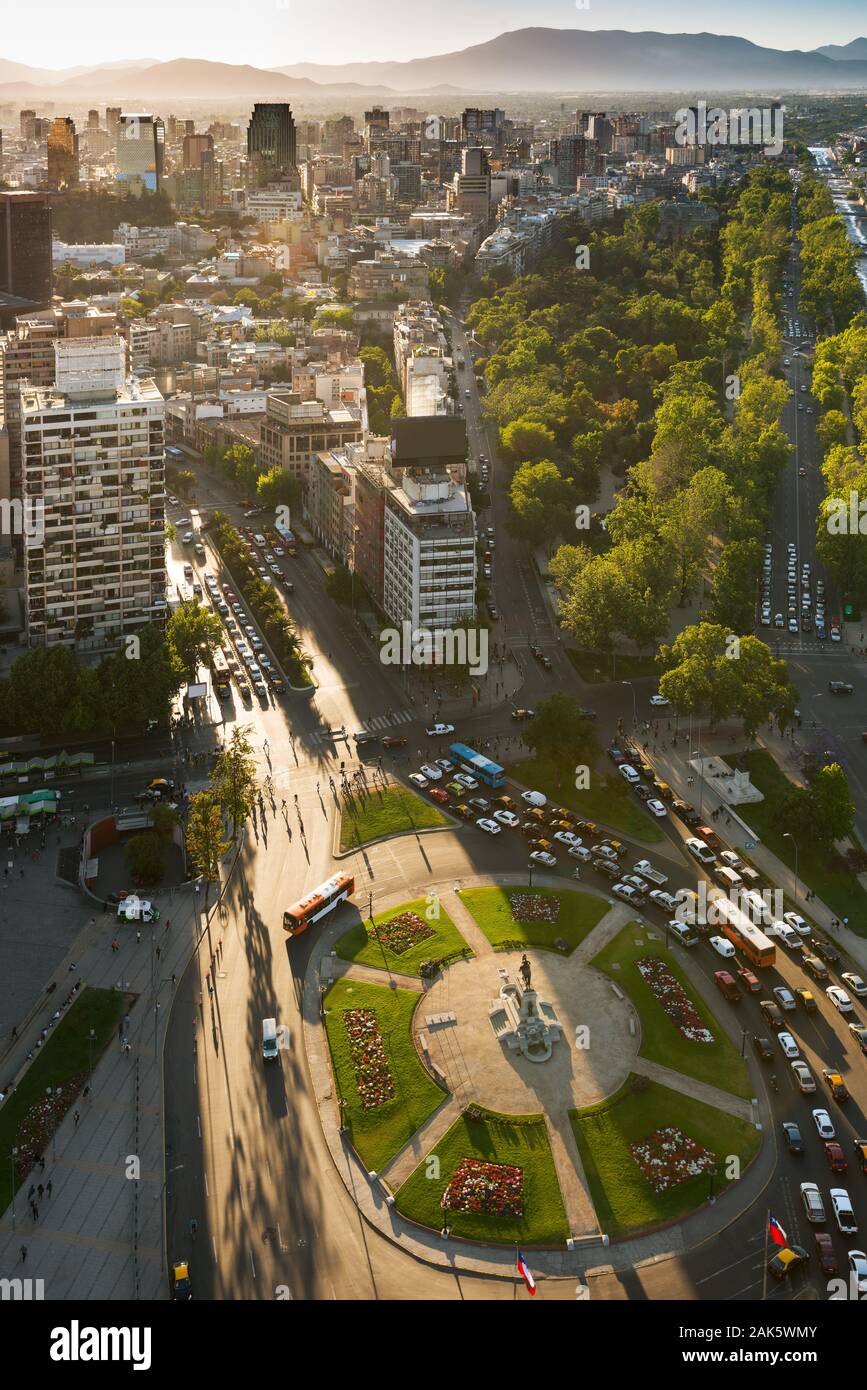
[52, 240, 126, 267]
[393, 301, 449, 417]
[20, 336, 166, 650]
[382, 470, 476, 631]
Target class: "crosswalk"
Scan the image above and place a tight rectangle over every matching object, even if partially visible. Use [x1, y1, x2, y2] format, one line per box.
[308, 708, 416, 745]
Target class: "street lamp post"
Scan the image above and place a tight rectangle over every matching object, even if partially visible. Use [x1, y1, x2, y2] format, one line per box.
[528, 861, 534, 889]
[87, 1027, 96, 1082]
[783, 832, 800, 902]
[708, 1165, 718, 1204]
[621, 681, 637, 728]
[9, 1145, 17, 1230]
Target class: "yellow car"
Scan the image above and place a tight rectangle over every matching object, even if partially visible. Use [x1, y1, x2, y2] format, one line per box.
[171, 1260, 192, 1300]
[767, 1245, 807, 1281]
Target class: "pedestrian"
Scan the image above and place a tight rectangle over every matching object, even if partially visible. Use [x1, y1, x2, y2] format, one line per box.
[19, 1244, 26, 1264]
[190, 1218, 198, 1238]
[123, 1039, 130, 1055]
[37, 1183, 43, 1200]
[118, 1022, 123, 1040]
[171, 972, 176, 988]
[30, 1203, 37, 1221]
[82, 1084, 90, 1100]
[136, 930, 141, 944]
[39, 1155, 44, 1172]
[156, 945, 161, 961]
[27, 1184, 35, 1201]
[46, 1180, 52, 1198]
[164, 919, 171, 934]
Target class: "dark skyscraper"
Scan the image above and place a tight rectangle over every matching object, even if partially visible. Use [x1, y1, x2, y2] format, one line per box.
[0, 192, 52, 315]
[47, 117, 79, 191]
[246, 103, 297, 185]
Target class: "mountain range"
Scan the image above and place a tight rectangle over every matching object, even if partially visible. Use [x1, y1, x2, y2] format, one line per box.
[3, 30, 867, 100]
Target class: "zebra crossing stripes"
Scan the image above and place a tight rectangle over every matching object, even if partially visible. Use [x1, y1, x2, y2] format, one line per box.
[362, 710, 414, 732]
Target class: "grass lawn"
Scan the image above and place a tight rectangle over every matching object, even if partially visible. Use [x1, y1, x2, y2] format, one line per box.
[322, 977, 444, 1172]
[570, 1075, 761, 1237]
[592, 924, 752, 1099]
[506, 755, 664, 843]
[0, 987, 127, 1194]
[459, 884, 608, 954]
[731, 749, 867, 933]
[395, 1106, 569, 1245]
[566, 649, 658, 684]
[338, 781, 449, 852]
[335, 895, 471, 977]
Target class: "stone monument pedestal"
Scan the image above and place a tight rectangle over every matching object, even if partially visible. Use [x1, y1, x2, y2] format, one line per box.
[489, 973, 562, 1062]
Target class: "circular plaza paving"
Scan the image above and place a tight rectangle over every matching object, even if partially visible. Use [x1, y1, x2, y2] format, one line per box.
[418, 947, 640, 1115]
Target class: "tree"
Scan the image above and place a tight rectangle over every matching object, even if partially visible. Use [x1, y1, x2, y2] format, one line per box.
[658, 623, 797, 735]
[807, 763, 855, 848]
[255, 465, 299, 512]
[655, 466, 733, 606]
[520, 693, 599, 789]
[325, 564, 354, 606]
[185, 792, 230, 904]
[175, 469, 196, 498]
[166, 602, 224, 684]
[499, 418, 556, 464]
[707, 538, 762, 633]
[509, 460, 576, 551]
[211, 725, 258, 837]
[125, 831, 167, 884]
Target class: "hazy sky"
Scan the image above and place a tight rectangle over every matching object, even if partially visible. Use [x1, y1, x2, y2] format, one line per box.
[7, 0, 867, 70]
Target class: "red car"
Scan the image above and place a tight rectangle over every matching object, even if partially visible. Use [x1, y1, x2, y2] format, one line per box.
[381, 735, 408, 749]
[825, 1141, 848, 1173]
[429, 788, 450, 804]
[697, 824, 721, 850]
[737, 966, 761, 994]
[814, 1232, 838, 1275]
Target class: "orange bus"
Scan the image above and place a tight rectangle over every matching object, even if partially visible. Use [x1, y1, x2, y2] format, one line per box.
[283, 872, 355, 935]
[710, 892, 776, 968]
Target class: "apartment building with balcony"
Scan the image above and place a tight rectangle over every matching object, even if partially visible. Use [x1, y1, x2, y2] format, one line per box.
[258, 390, 363, 485]
[20, 336, 166, 650]
[348, 249, 429, 302]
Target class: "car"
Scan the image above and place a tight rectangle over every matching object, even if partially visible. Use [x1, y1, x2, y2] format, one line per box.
[823, 1070, 850, 1104]
[709, 935, 735, 959]
[381, 735, 408, 749]
[645, 798, 668, 818]
[434, 759, 452, 774]
[825, 1141, 848, 1173]
[847, 1251, 867, 1294]
[849, 1023, 867, 1055]
[529, 850, 557, 868]
[829, 680, 854, 694]
[408, 773, 429, 789]
[493, 809, 519, 828]
[792, 1060, 816, 1093]
[775, 924, 803, 952]
[787, 617, 799, 633]
[419, 763, 443, 781]
[774, 613, 784, 628]
[450, 802, 473, 821]
[568, 844, 592, 862]
[237, 682, 252, 703]
[736, 966, 761, 994]
[511, 708, 535, 722]
[454, 773, 479, 791]
[831, 1188, 859, 1235]
[767, 1245, 808, 1281]
[521, 790, 547, 808]
[760, 999, 784, 1029]
[853, 1141, 867, 1173]
[843, 973, 867, 998]
[827, 987, 854, 1014]
[529, 837, 555, 853]
[813, 1108, 836, 1140]
[814, 1232, 839, 1276]
[782, 912, 810, 936]
[607, 746, 627, 765]
[801, 1181, 826, 1222]
[773, 986, 797, 1011]
[476, 818, 501, 836]
[353, 730, 379, 746]
[426, 723, 455, 737]
[795, 988, 818, 1013]
[612, 882, 646, 905]
[649, 694, 670, 707]
[648, 889, 678, 912]
[685, 837, 715, 865]
[171, 1259, 192, 1299]
[778, 1032, 800, 1060]
[752, 1034, 775, 1062]
[592, 857, 621, 879]
[468, 797, 490, 813]
[782, 1120, 804, 1155]
[429, 788, 450, 804]
[591, 842, 619, 860]
[813, 939, 840, 964]
[554, 830, 580, 847]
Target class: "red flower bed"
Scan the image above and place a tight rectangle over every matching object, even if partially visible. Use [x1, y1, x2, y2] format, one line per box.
[343, 1008, 395, 1109]
[441, 1157, 524, 1218]
[510, 893, 560, 923]
[636, 955, 714, 1043]
[630, 1126, 717, 1193]
[13, 1075, 86, 1177]
[372, 910, 435, 955]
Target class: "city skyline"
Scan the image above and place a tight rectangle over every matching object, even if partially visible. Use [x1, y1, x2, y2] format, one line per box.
[3, 2, 867, 74]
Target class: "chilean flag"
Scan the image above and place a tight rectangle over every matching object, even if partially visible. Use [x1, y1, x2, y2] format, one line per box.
[516, 1249, 537, 1296]
[768, 1213, 787, 1247]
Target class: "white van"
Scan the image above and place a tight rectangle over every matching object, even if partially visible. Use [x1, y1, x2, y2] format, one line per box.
[686, 837, 716, 865]
[521, 790, 547, 808]
[715, 865, 743, 892]
[253, 533, 267, 547]
[262, 1017, 278, 1061]
[709, 935, 735, 958]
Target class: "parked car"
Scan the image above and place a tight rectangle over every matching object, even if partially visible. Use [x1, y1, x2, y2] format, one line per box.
[494, 809, 519, 828]
[408, 773, 429, 789]
[476, 818, 501, 836]
[529, 850, 557, 868]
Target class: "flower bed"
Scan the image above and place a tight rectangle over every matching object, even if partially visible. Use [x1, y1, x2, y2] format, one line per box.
[343, 1008, 395, 1109]
[510, 893, 560, 924]
[371, 910, 435, 956]
[441, 1157, 524, 1218]
[12, 1076, 85, 1178]
[630, 1126, 718, 1194]
[636, 956, 714, 1043]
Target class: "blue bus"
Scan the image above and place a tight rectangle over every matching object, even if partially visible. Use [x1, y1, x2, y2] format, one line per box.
[449, 742, 505, 789]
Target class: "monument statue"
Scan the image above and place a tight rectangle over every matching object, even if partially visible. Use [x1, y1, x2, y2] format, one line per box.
[520, 954, 532, 991]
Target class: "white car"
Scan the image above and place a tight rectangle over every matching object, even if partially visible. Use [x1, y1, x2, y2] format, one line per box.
[649, 694, 670, 707]
[646, 799, 668, 818]
[848, 1251, 867, 1295]
[842, 973, 867, 997]
[778, 1032, 800, 1059]
[831, 1188, 858, 1236]
[521, 790, 547, 808]
[791, 1060, 816, 1093]
[773, 923, 803, 952]
[408, 773, 429, 789]
[493, 809, 519, 828]
[436, 759, 455, 773]
[827, 986, 854, 1014]
[476, 818, 501, 835]
[686, 837, 715, 865]
[783, 911, 810, 936]
[454, 773, 479, 791]
[530, 850, 556, 868]
[569, 844, 592, 861]
[709, 936, 735, 958]
[719, 850, 742, 869]
[648, 889, 678, 912]
[425, 723, 454, 737]
[619, 764, 641, 785]
[813, 1108, 836, 1139]
[554, 830, 580, 847]
[420, 764, 443, 781]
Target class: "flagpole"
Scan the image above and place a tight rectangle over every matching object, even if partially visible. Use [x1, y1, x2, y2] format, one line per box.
[762, 1208, 769, 1300]
[514, 1243, 518, 1299]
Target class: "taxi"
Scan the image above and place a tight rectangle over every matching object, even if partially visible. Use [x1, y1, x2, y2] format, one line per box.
[767, 1245, 807, 1281]
[171, 1260, 192, 1300]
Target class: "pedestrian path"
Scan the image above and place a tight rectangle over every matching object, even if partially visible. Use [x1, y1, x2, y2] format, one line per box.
[307, 708, 416, 745]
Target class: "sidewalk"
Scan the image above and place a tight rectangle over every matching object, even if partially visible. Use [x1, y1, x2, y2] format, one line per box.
[0, 812, 236, 1300]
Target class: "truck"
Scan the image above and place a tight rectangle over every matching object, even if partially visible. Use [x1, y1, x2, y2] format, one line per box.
[632, 859, 668, 886]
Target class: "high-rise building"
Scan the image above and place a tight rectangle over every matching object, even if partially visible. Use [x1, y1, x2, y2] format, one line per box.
[47, 117, 79, 191]
[182, 132, 214, 170]
[116, 113, 164, 192]
[364, 106, 390, 151]
[246, 103, 297, 186]
[0, 193, 53, 316]
[87, 109, 100, 132]
[19, 109, 35, 137]
[549, 135, 600, 189]
[105, 107, 121, 140]
[20, 336, 166, 650]
[454, 147, 491, 220]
